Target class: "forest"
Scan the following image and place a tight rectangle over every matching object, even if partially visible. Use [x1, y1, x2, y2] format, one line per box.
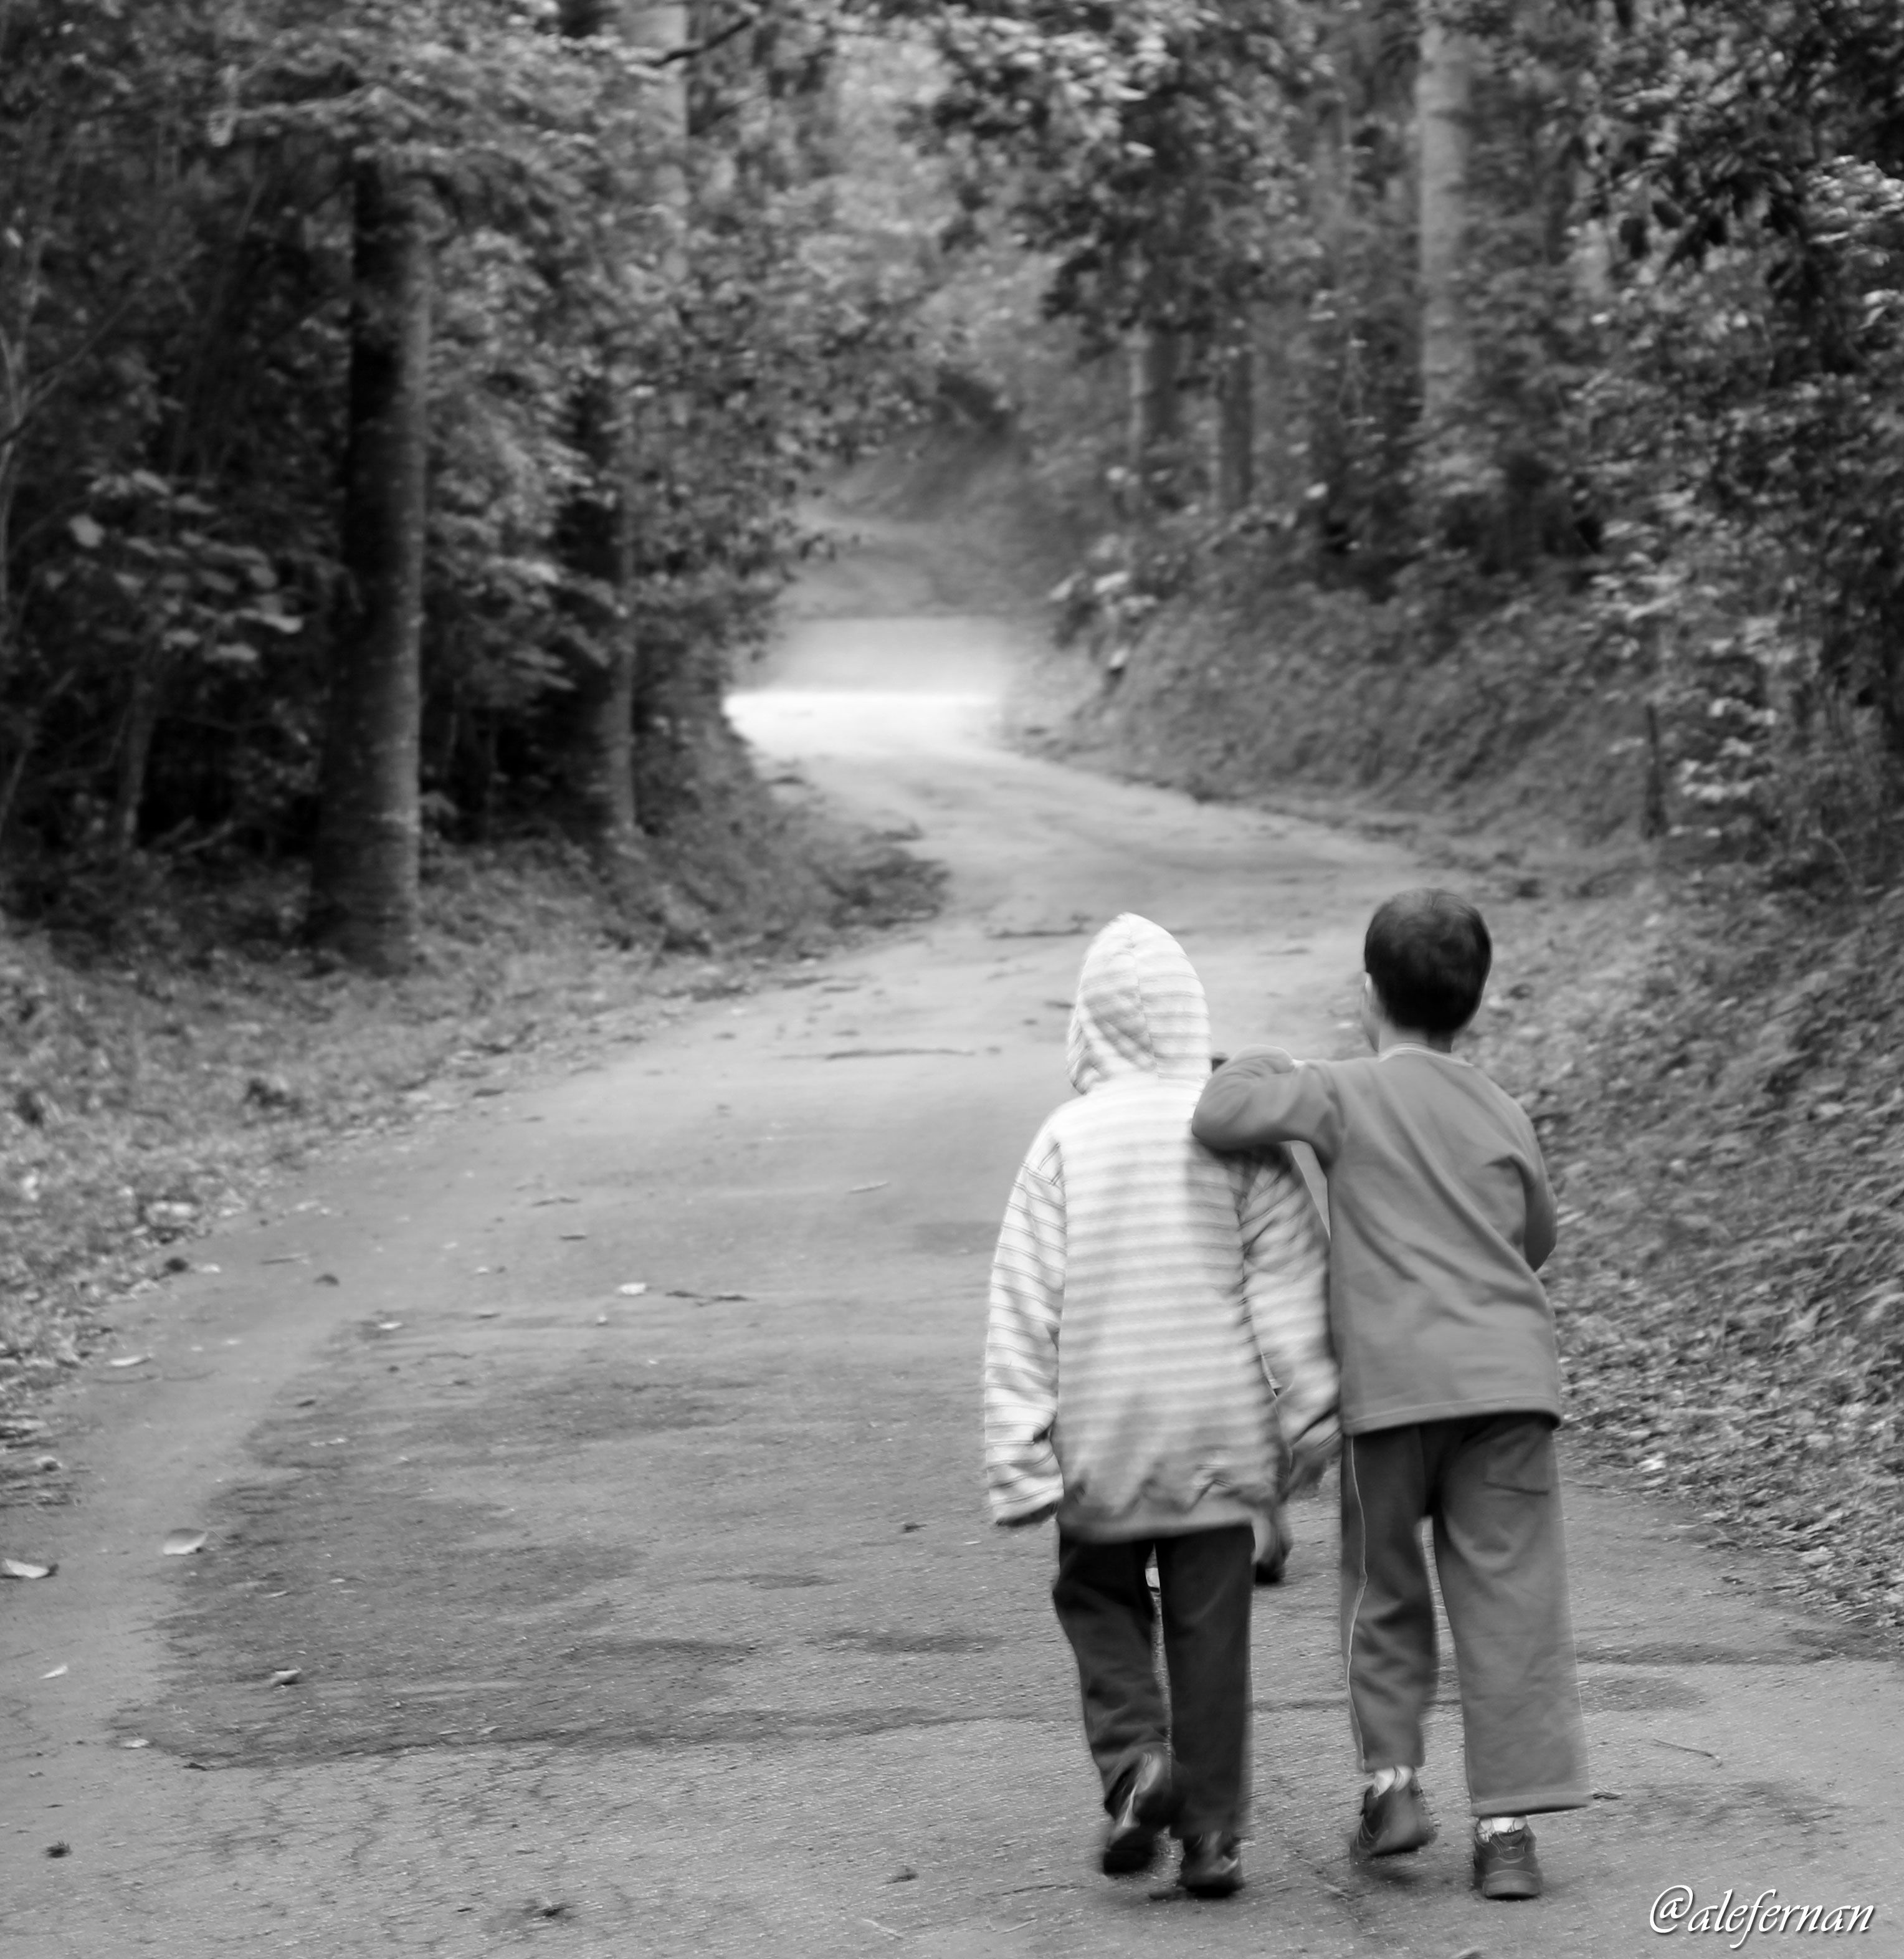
[2, 5, 1902, 1615]
[4, 0, 1902, 941]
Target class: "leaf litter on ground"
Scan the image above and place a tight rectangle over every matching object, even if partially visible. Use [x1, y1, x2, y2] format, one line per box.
[1, 831, 942, 1490]
[1472, 870, 1904, 1641]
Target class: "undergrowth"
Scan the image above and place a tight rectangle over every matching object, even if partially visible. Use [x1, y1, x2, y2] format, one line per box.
[1044, 552, 1651, 847]
[1472, 878, 1904, 1637]
[1035, 541, 1904, 1634]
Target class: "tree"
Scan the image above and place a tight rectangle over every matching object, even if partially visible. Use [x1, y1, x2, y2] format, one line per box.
[1415, 4, 1476, 472]
[551, 1, 685, 915]
[902, 1, 1311, 508]
[0, 1, 218, 851]
[1591, 0, 1904, 763]
[307, 161, 432, 971]
[0, 0, 933, 935]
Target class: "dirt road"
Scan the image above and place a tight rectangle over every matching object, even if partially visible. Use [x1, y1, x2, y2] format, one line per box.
[5, 581, 1899, 1956]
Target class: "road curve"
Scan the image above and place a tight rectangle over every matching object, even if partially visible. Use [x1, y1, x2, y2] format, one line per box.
[4, 601, 1897, 1956]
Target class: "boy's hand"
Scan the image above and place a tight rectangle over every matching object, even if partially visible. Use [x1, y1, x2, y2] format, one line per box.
[1286, 1416, 1341, 1497]
[997, 1502, 1057, 1529]
[1233, 1045, 1297, 1072]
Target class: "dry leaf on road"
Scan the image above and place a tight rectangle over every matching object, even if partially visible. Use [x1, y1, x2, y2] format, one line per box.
[1, 1558, 56, 1580]
[162, 1529, 208, 1556]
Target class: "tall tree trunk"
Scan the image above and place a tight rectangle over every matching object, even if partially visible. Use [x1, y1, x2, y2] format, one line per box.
[1126, 323, 1183, 496]
[555, 3, 688, 909]
[1212, 326, 1255, 514]
[1416, 12, 1477, 459]
[111, 648, 165, 859]
[307, 162, 431, 974]
[559, 406, 646, 901]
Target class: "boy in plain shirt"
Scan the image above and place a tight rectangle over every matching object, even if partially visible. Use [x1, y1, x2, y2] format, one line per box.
[1192, 888, 1587, 1902]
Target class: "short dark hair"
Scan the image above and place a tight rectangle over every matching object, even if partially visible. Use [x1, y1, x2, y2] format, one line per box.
[1364, 889, 1492, 1036]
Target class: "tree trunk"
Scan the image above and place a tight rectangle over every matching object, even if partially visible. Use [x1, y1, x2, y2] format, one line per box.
[111, 648, 165, 859]
[560, 421, 647, 902]
[553, 4, 687, 908]
[1126, 323, 1183, 495]
[0, 708, 36, 856]
[1416, 12, 1477, 455]
[307, 161, 431, 974]
[1212, 328, 1255, 514]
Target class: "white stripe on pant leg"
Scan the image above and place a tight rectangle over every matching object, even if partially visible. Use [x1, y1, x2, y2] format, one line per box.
[1557, 1454, 1591, 1791]
[1344, 1434, 1370, 1771]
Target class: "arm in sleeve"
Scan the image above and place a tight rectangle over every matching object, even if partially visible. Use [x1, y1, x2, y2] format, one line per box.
[1521, 1125, 1558, 1270]
[1194, 1050, 1349, 1165]
[1237, 1150, 1338, 1451]
[983, 1145, 1067, 1525]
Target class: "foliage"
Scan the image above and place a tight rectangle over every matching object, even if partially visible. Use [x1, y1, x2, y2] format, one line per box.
[913, 0, 1904, 880]
[1553, 0, 1903, 872]
[0, 0, 933, 888]
[900, 0, 1313, 347]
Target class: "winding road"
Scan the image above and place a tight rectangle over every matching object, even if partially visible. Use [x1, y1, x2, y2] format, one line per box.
[5, 552, 1900, 1955]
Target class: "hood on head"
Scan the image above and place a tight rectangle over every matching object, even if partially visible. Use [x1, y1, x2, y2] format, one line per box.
[1066, 913, 1211, 1092]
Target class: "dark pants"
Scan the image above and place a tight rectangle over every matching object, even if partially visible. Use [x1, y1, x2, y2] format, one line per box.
[1051, 1524, 1254, 1837]
[1341, 1415, 1590, 1817]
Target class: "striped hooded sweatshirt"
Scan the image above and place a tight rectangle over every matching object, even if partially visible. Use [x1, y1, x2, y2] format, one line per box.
[983, 914, 1336, 1540]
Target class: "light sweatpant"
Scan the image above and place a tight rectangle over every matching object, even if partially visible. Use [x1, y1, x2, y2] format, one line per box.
[1340, 1414, 1589, 1816]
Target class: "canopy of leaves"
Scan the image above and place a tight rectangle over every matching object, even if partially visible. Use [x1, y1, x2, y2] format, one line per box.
[910, 0, 1904, 878]
[0, 0, 930, 879]
[895, 1, 1312, 347]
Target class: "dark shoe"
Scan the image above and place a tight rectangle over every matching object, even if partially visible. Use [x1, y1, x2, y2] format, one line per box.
[1350, 1780, 1436, 1859]
[1100, 1750, 1174, 1876]
[1473, 1823, 1541, 1900]
[1178, 1833, 1243, 1897]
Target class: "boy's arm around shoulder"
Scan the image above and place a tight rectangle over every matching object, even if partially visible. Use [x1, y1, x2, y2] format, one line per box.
[1194, 1047, 1348, 1162]
[1236, 1150, 1339, 1473]
[983, 1138, 1066, 1527]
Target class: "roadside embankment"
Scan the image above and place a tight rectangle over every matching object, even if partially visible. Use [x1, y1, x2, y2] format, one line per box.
[1031, 558, 1649, 847]
[1470, 875, 1904, 1642]
[1026, 553, 1903, 1642]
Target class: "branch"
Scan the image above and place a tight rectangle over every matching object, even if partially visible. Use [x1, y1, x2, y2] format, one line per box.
[0, 285, 152, 453]
[652, 9, 761, 67]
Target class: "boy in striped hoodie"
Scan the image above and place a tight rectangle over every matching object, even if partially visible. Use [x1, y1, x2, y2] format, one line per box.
[984, 913, 1337, 1897]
